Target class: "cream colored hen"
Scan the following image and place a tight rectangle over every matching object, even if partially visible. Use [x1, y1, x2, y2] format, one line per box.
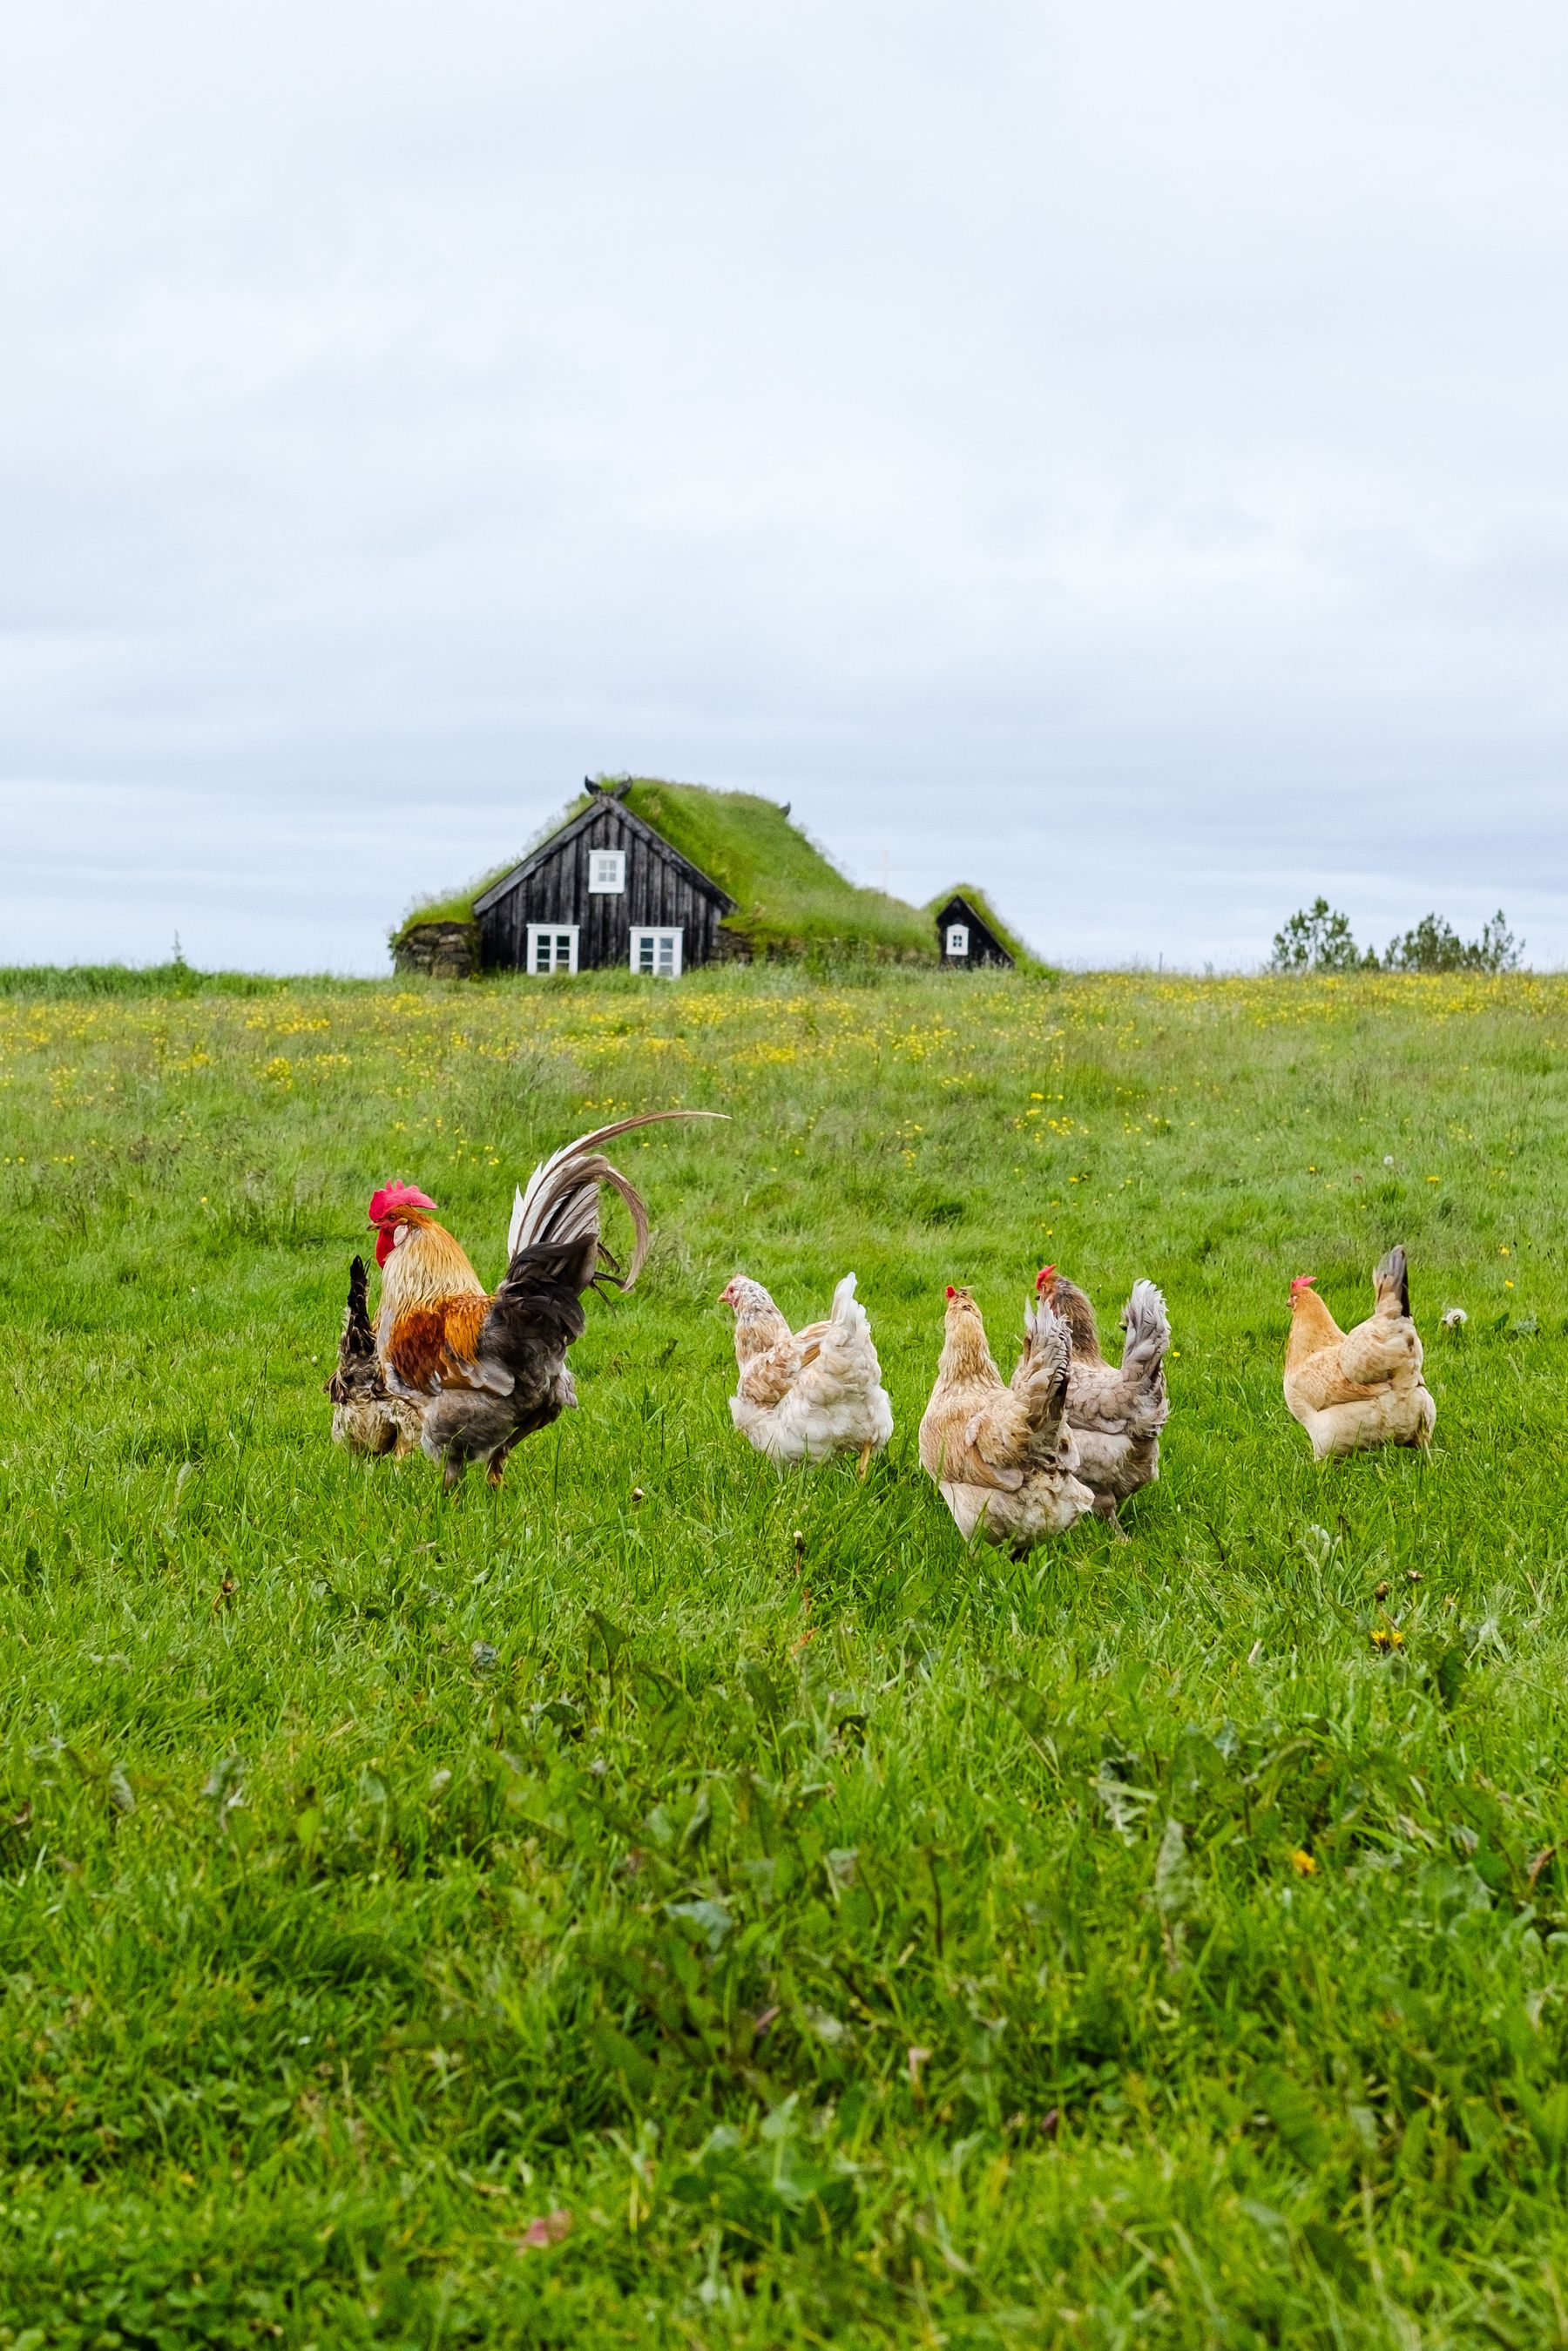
[1284, 1245, 1436, 1459]
[919, 1284, 1093, 1553]
[722, 1272, 893, 1472]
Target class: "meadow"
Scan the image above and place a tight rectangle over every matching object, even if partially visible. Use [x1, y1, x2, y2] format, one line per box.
[1, 961, 1566, 2348]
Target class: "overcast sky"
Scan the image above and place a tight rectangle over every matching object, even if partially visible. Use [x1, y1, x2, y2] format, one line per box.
[3, 3, 1565, 972]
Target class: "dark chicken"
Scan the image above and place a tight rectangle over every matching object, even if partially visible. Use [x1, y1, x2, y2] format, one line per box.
[327, 1253, 424, 1456]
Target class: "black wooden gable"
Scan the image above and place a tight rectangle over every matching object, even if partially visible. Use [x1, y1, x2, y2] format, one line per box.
[934, 892, 1014, 970]
[472, 781, 736, 973]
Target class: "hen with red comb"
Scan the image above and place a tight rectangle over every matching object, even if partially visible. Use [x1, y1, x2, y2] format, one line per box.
[917, 1281, 1092, 1553]
[1284, 1244, 1435, 1459]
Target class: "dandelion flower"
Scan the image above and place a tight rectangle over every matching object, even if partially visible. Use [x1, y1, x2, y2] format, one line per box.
[1371, 1627, 1404, 1651]
[1290, 1849, 1316, 1876]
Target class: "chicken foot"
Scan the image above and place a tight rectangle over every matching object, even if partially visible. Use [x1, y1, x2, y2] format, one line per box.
[485, 1438, 520, 1489]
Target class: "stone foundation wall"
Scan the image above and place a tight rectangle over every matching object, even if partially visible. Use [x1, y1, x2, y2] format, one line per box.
[392, 922, 481, 979]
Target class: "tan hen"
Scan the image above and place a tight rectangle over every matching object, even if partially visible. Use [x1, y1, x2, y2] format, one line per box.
[1284, 1244, 1436, 1460]
[919, 1284, 1093, 1553]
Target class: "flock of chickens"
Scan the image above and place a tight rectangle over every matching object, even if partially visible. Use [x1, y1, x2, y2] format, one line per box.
[329, 1116, 1438, 1550]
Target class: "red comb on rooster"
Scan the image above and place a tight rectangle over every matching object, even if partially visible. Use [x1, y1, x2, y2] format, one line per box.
[367, 1183, 438, 1264]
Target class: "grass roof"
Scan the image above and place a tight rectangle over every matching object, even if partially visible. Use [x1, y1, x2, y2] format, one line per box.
[395, 778, 943, 961]
[620, 780, 935, 958]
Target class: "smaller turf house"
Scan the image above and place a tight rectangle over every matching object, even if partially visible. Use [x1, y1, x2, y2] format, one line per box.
[392, 778, 1032, 976]
[933, 890, 1015, 971]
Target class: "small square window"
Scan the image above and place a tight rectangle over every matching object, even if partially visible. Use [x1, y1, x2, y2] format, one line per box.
[946, 923, 970, 957]
[588, 849, 626, 894]
[629, 927, 683, 978]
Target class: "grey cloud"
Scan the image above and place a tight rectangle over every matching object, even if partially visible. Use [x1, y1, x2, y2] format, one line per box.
[2, 0, 1566, 970]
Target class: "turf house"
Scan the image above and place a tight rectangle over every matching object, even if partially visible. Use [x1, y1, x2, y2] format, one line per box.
[931, 889, 1015, 970]
[391, 776, 1034, 976]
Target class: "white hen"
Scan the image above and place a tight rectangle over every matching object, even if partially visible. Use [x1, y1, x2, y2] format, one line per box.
[722, 1272, 894, 1473]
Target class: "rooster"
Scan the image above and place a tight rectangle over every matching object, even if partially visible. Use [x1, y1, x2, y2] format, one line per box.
[918, 1284, 1093, 1553]
[1284, 1244, 1436, 1459]
[1023, 1267, 1170, 1522]
[327, 1254, 424, 1457]
[366, 1111, 720, 1487]
[722, 1272, 893, 1473]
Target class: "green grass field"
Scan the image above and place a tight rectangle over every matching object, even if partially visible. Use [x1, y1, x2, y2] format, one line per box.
[3, 963, 1567, 2348]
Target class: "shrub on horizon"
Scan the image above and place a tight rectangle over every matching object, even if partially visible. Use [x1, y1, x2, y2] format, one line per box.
[1382, 909, 1521, 973]
[1267, 898, 1371, 973]
[1269, 898, 1522, 975]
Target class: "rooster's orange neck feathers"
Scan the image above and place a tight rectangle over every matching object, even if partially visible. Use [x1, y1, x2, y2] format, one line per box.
[377, 1213, 487, 1328]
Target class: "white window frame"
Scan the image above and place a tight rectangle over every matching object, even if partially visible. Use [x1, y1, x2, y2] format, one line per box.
[587, 848, 626, 895]
[629, 926, 683, 978]
[526, 922, 579, 975]
[945, 923, 970, 957]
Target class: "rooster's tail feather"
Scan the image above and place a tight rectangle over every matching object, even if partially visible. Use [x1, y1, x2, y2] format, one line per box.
[506, 1109, 727, 1290]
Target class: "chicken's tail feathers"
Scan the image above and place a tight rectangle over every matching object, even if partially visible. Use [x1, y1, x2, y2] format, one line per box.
[329, 1253, 382, 1402]
[506, 1109, 727, 1290]
[341, 1254, 376, 1355]
[1120, 1280, 1171, 1373]
[829, 1271, 861, 1321]
[1017, 1303, 1071, 1443]
[1374, 1243, 1410, 1319]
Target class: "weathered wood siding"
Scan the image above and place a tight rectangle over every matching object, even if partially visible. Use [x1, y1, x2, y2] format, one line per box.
[477, 803, 727, 971]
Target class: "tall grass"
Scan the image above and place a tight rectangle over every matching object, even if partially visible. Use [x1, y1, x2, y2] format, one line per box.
[1, 963, 1565, 2344]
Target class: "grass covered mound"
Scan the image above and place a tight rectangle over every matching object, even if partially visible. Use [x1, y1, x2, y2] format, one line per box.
[395, 777, 944, 961]
[2, 963, 1567, 2340]
[624, 780, 936, 959]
